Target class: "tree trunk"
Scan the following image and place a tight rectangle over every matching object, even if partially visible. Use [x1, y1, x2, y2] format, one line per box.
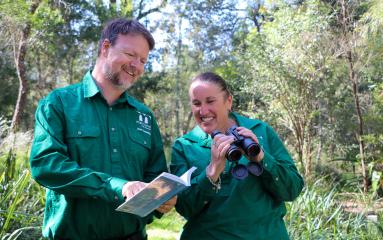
[175, 18, 182, 137]
[315, 109, 323, 165]
[11, 1, 40, 133]
[347, 50, 368, 192]
[183, 111, 193, 134]
[337, 0, 368, 193]
[11, 27, 30, 133]
[6, 1, 40, 182]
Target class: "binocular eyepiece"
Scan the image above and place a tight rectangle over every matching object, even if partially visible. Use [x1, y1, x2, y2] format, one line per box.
[211, 126, 261, 162]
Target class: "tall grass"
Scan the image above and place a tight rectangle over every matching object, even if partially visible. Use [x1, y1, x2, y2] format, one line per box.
[0, 170, 45, 240]
[0, 119, 44, 239]
[286, 177, 383, 240]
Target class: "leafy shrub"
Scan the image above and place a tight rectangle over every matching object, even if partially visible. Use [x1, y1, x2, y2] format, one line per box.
[286, 178, 383, 240]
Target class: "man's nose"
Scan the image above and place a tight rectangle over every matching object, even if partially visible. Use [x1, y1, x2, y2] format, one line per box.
[130, 59, 138, 68]
[130, 58, 141, 68]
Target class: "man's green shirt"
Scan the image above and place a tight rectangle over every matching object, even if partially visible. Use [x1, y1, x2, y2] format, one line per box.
[30, 71, 167, 239]
[170, 113, 304, 240]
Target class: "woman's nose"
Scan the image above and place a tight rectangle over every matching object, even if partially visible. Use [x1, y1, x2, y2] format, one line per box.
[199, 104, 209, 115]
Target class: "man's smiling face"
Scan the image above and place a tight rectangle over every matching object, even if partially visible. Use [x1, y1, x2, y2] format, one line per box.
[102, 33, 149, 90]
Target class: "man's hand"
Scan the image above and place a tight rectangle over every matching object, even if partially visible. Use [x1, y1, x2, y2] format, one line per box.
[156, 196, 177, 214]
[122, 181, 147, 200]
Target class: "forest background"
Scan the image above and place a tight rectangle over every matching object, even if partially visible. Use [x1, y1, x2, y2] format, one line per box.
[0, 0, 383, 239]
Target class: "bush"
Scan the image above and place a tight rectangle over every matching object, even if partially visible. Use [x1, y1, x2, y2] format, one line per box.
[286, 177, 383, 240]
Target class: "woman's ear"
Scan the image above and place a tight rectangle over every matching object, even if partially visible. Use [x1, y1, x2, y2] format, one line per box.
[226, 94, 233, 111]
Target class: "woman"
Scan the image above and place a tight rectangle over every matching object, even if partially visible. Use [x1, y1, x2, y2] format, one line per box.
[170, 72, 304, 240]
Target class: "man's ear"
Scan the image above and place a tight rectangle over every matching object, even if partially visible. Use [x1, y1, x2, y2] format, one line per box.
[101, 39, 111, 57]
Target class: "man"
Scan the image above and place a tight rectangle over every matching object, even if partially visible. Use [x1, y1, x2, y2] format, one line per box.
[30, 18, 175, 240]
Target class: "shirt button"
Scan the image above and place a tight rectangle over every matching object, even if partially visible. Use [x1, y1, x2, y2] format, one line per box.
[109, 107, 113, 111]
[111, 127, 115, 131]
[143, 140, 147, 144]
[113, 149, 118, 153]
[77, 131, 82, 135]
[275, 177, 279, 181]
[114, 195, 118, 201]
[265, 163, 268, 168]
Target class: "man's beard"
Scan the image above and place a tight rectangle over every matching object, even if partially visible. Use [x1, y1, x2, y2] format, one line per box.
[104, 65, 134, 91]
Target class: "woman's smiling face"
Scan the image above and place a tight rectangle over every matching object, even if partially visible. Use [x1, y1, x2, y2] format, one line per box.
[189, 80, 232, 134]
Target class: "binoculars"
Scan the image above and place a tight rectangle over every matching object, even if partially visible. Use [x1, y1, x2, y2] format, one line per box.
[211, 126, 261, 162]
[211, 126, 263, 179]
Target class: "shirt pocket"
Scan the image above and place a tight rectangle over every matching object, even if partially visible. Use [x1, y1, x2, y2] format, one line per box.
[65, 125, 101, 169]
[124, 128, 151, 169]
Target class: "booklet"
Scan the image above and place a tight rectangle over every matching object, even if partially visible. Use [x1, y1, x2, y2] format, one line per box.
[116, 166, 197, 217]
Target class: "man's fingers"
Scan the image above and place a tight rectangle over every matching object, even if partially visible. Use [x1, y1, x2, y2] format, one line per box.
[122, 181, 147, 199]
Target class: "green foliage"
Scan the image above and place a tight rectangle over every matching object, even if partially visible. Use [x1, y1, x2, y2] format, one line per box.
[0, 0, 30, 24]
[0, 170, 45, 240]
[0, 56, 18, 120]
[286, 177, 383, 239]
[358, 0, 383, 38]
[147, 209, 185, 240]
[32, 1, 63, 33]
[1, 170, 29, 236]
[227, 0, 337, 174]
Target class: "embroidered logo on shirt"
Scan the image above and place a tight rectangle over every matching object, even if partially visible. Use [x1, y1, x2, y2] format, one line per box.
[136, 111, 151, 135]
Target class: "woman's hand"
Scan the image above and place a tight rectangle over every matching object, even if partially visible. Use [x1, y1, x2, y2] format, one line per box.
[156, 196, 177, 214]
[236, 127, 264, 162]
[207, 133, 235, 181]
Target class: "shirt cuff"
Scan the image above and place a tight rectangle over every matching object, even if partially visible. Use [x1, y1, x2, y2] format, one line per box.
[260, 151, 276, 175]
[194, 169, 220, 195]
[259, 151, 283, 184]
[108, 177, 127, 203]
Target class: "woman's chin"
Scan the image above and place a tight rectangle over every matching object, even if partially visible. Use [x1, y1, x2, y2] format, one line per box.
[199, 124, 215, 135]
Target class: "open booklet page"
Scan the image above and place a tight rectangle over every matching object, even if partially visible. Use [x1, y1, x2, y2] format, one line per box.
[116, 166, 197, 217]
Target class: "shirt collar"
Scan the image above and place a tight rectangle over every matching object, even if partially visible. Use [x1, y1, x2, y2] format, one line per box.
[82, 70, 138, 109]
[82, 70, 99, 98]
[230, 112, 262, 129]
[183, 125, 211, 147]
